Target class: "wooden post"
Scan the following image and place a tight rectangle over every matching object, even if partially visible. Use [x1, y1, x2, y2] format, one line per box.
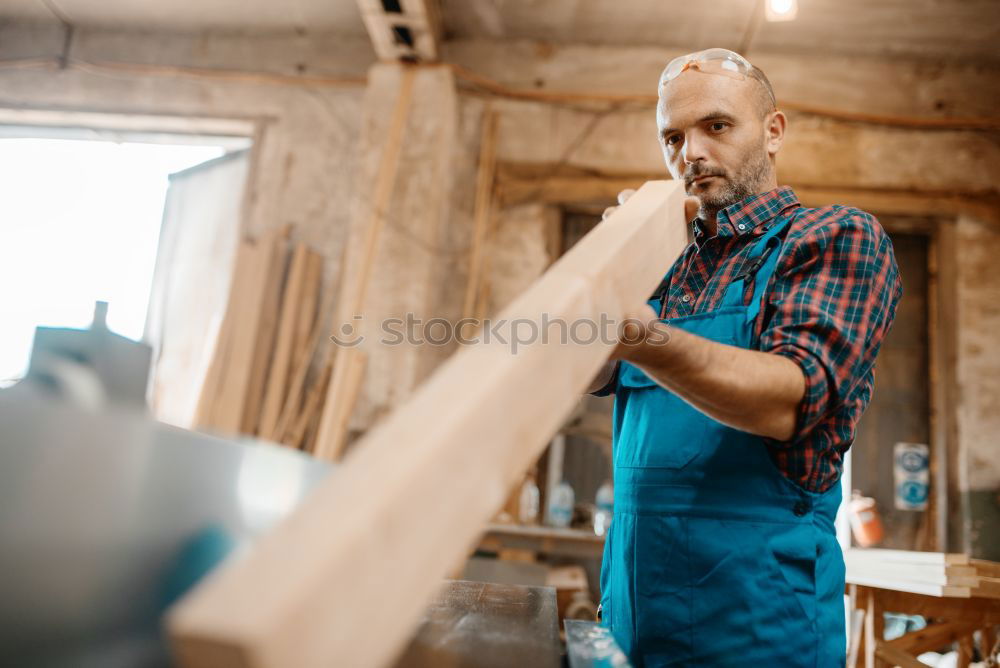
[167, 180, 689, 668]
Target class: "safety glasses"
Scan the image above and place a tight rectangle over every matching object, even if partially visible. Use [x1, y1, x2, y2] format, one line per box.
[661, 48, 753, 83]
[659, 48, 775, 108]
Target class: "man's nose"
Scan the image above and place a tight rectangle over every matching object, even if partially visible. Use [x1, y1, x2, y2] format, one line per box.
[682, 132, 709, 166]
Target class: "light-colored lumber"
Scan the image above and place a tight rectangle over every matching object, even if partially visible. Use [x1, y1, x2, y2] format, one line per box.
[285, 363, 332, 451]
[258, 243, 310, 439]
[973, 577, 1000, 600]
[847, 607, 864, 668]
[292, 252, 323, 370]
[204, 236, 269, 434]
[239, 229, 290, 435]
[310, 348, 367, 459]
[972, 559, 1000, 579]
[462, 109, 498, 324]
[167, 179, 689, 668]
[846, 548, 970, 567]
[844, 556, 979, 586]
[273, 252, 328, 442]
[194, 239, 255, 429]
[313, 66, 416, 458]
[846, 574, 971, 598]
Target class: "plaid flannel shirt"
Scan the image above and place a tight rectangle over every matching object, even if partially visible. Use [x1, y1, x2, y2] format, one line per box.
[595, 185, 902, 493]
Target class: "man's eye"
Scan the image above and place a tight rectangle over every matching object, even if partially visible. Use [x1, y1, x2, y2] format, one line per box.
[710, 122, 728, 131]
[665, 135, 681, 146]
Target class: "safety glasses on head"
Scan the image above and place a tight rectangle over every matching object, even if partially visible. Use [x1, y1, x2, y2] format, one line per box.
[659, 48, 776, 109]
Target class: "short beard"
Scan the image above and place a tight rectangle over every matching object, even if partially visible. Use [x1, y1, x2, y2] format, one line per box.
[690, 142, 772, 220]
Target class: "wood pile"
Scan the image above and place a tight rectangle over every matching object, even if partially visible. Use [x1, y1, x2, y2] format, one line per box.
[194, 226, 332, 452]
[845, 548, 1000, 599]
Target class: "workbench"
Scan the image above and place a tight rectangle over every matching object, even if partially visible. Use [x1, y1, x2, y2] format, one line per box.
[849, 584, 1000, 668]
[394, 580, 561, 667]
[479, 523, 606, 560]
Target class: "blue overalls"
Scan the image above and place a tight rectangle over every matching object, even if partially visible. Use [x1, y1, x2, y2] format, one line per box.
[599, 212, 846, 667]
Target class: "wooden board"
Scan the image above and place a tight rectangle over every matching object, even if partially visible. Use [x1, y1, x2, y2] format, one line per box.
[167, 179, 689, 668]
[846, 574, 971, 598]
[194, 239, 256, 430]
[310, 347, 367, 459]
[313, 66, 416, 458]
[258, 242, 310, 439]
[195, 227, 289, 435]
[239, 229, 290, 435]
[845, 548, 970, 567]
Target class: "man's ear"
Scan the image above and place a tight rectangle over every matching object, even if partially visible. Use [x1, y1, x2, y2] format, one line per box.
[765, 110, 787, 158]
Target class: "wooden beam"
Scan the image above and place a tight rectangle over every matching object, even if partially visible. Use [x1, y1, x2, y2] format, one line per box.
[874, 641, 931, 668]
[888, 622, 979, 655]
[167, 179, 689, 668]
[357, 0, 442, 62]
[258, 242, 310, 439]
[462, 109, 498, 323]
[313, 65, 415, 459]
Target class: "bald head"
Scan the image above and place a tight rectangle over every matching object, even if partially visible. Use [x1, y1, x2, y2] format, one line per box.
[655, 57, 787, 225]
[747, 65, 777, 119]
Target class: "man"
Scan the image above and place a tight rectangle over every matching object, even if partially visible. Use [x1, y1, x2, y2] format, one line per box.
[588, 48, 902, 667]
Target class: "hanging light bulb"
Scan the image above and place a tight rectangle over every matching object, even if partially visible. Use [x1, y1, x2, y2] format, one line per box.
[766, 0, 798, 22]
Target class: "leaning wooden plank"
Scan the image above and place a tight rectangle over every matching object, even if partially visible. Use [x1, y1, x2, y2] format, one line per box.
[461, 109, 498, 323]
[240, 228, 291, 435]
[167, 179, 688, 668]
[202, 238, 267, 433]
[285, 362, 332, 450]
[194, 239, 255, 430]
[310, 348, 367, 459]
[313, 67, 416, 457]
[258, 242, 310, 439]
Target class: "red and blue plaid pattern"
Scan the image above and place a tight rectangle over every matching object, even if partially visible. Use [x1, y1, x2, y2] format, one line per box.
[634, 186, 901, 493]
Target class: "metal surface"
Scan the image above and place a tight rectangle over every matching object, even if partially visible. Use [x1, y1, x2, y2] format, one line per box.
[394, 580, 561, 668]
[564, 620, 631, 668]
[0, 381, 330, 667]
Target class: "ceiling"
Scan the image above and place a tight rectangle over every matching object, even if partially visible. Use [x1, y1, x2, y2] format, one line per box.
[3, 0, 998, 63]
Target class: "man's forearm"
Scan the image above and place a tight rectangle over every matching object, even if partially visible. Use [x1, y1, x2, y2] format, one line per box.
[615, 323, 805, 440]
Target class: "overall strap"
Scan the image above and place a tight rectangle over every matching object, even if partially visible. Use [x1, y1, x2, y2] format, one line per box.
[718, 210, 799, 323]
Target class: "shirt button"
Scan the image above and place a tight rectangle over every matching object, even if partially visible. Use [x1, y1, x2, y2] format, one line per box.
[681, 294, 691, 303]
[737, 223, 747, 231]
[793, 501, 810, 517]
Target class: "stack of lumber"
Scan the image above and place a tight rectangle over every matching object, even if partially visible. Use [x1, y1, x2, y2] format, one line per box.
[845, 548, 1000, 599]
[194, 227, 330, 452]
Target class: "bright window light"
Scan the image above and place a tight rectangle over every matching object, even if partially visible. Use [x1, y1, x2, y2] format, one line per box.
[766, 0, 798, 21]
[0, 137, 226, 385]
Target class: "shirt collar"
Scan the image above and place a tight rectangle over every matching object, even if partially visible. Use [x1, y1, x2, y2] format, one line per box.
[692, 185, 800, 240]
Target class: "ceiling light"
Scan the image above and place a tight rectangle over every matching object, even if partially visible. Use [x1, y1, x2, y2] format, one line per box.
[765, 0, 798, 22]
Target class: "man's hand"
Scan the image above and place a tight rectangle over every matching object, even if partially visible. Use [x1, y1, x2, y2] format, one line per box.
[602, 188, 701, 227]
[585, 188, 698, 396]
[595, 188, 805, 441]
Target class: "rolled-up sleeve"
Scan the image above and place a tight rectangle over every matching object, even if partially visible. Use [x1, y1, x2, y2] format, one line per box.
[759, 209, 902, 443]
[590, 360, 620, 397]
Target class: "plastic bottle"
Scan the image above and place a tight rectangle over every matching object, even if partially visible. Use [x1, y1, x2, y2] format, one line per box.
[518, 475, 540, 525]
[848, 490, 885, 547]
[593, 481, 614, 537]
[549, 481, 575, 528]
